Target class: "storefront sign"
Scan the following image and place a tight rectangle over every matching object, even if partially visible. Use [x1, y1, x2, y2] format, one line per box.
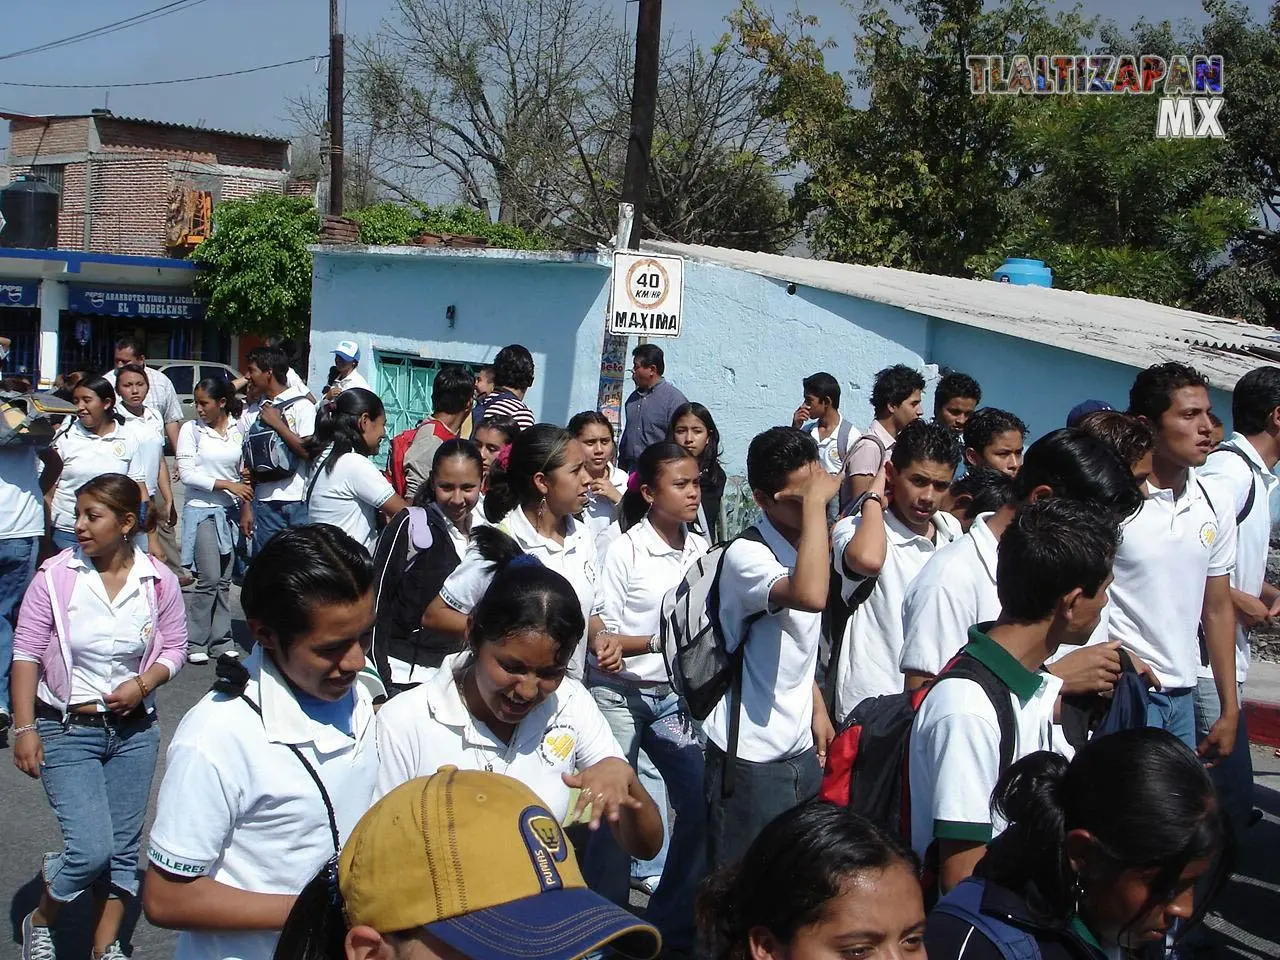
[67, 286, 206, 320]
[0, 281, 38, 308]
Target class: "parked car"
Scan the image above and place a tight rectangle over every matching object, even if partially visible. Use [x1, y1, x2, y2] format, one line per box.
[145, 359, 240, 420]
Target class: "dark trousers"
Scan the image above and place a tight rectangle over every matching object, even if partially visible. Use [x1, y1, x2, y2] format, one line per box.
[704, 740, 822, 870]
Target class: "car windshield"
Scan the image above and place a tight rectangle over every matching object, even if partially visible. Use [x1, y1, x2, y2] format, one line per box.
[164, 365, 194, 394]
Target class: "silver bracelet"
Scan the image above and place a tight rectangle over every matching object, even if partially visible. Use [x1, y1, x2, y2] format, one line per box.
[647, 635, 662, 655]
[11, 723, 38, 738]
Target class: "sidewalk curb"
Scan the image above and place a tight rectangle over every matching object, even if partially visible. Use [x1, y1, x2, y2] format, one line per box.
[1244, 698, 1280, 748]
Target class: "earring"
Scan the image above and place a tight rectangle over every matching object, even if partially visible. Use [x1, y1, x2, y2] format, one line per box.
[537, 497, 546, 521]
[1072, 875, 1085, 917]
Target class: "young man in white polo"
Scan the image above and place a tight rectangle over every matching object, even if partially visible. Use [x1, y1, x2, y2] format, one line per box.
[909, 497, 1119, 892]
[1111, 363, 1239, 757]
[830, 420, 960, 720]
[900, 429, 1143, 694]
[703, 427, 841, 870]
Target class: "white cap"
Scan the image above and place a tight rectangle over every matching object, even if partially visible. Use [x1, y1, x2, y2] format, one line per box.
[335, 340, 360, 363]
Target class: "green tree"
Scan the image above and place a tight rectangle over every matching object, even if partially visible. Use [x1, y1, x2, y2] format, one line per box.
[349, 201, 552, 249]
[191, 194, 319, 339]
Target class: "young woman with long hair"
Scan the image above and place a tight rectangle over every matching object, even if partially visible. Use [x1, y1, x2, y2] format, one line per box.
[304, 388, 408, 553]
[43, 377, 149, 552]
[12, 474, 186, 960]
[116, 362, 178, 562]
[669, 401, 726, 542]
[421, 423, 614, 680]
[370, 439, 486, 692]
[569, 410, 628, 552]
[176, 377, 251, 664]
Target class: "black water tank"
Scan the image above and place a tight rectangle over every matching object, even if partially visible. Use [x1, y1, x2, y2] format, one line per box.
[0, 175, 59, 249]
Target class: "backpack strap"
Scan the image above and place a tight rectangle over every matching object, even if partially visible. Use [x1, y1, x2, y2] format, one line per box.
[1209, 444, 1258, 525]
[937, 653, 1018, 775]
[835, 418, 854, 462]
[709, 525, 771, 799]
[931, 878, 1042, 960]
[305, 449, 333, 507]
[211, 657, 341, 853]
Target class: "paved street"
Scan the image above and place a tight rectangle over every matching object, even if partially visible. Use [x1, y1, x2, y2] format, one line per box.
[1, 592, 1278, 958]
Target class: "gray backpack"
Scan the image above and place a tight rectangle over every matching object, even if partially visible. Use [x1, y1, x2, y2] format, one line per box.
[0, 391, 77, 449]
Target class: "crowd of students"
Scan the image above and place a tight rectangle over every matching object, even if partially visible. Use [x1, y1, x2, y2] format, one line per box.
[1, 337, 1273, 960]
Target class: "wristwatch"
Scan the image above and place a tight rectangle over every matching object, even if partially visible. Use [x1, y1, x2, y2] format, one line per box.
[647, 635, 663, 655]
[863, 492, 885, 508]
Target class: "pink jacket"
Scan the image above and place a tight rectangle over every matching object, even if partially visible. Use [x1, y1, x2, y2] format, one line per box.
[13, 548, 188, 713]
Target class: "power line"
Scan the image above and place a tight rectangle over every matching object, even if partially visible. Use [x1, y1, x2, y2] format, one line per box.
[0, 55, 326, 89]
[0, 0, 211, 63]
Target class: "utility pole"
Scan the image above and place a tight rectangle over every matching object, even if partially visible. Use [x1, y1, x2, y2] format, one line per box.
[620, 0, 661, 251]
[327, 0, 345, 216]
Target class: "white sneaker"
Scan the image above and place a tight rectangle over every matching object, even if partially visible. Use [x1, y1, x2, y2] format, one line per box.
[187, 651, 209, 664]
[22, 912, 55, 960]
[95, 943, 127, 960]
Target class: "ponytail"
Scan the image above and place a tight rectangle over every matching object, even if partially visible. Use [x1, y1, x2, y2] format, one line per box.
[306, 388, 384, 474]
[482, 423, 572, 523]
[982, 751, 1072, 909]
[272, 865, 346, 960]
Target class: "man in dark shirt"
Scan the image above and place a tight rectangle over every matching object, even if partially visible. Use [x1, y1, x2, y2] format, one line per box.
[618, 344, 688, 470]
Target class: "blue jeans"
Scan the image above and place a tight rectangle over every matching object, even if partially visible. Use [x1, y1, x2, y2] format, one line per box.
[38, 715, 161, 901]
[1194, 678, 1254, 841]
[584, 681, 706, 953]
[51, 528, 78, 552]
[633, 751, 669, 881]
[1145, 687, 1197, 750]
[705, 740, 821, 872]
[252, 499, 308, 556]
[0, 536, 40, 713]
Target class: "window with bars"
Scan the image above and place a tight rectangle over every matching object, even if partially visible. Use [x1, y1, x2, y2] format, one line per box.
[32, 164, 65, 209]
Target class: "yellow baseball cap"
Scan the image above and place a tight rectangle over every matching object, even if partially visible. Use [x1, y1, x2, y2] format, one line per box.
[339, 767, 662, 960]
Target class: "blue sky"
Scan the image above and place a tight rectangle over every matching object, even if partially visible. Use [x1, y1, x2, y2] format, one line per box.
[1, 1, 1267, 157]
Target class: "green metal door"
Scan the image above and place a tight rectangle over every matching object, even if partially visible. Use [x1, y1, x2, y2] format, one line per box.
[373, 352, 481, 467]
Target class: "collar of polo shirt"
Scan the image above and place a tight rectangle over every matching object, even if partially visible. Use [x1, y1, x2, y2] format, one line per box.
[503, 502, 585, 557]
[425, 652, 556, 753]
[961, 624, 1044, 706]
[253, 647, 370, 752]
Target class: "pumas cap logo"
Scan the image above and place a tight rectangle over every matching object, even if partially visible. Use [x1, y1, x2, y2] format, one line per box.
[519, 805, 569, 891]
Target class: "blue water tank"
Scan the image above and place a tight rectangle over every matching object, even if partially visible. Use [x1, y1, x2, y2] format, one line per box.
[993, 257, 1052, 287]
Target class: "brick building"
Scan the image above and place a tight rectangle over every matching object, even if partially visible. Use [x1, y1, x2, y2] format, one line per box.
[0, 110, 310, 384]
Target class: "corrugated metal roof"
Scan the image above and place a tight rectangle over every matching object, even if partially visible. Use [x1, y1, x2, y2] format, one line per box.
[644, 241, 1280, 392]
[0, 110, 288, 145]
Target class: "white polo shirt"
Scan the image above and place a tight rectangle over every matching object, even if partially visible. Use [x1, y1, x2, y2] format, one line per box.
[899, 513, 1002, 677]
[0, 447, 44, 540]
[832, 508, 961, 718]
[177, 419, 245, 510]
[702, 517, 823, 763]
[1107, 470, 1237, 690]
[374, 651, 625, 820]
[148, 648, 379, 960]
[596, 518, 709, 684]
[121, 404, 167, 496]
[306, 450, 396, 553]
[65, 547, 153, 708]
[1198, 436, 1277, 683]
[50, 420, 148, 532]
[806, 415, 858, 476]
[252, 387, 317, 504]
[333, 368, 371, 394]
[440, 507, 601, 679]
[583, 465, 629, 559]
[908, 627, 1071, 859]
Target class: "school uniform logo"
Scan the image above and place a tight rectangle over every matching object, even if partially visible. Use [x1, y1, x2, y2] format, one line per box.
[112, 440, 126, 457]
[1199, 521, 1217, 548]
[538, 724, 576, 766]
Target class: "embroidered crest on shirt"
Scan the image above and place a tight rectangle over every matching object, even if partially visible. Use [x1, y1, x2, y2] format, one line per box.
[1199, 521, 1217, 548]
[111, 440, 126, 457]
[538, 724, 576, 766]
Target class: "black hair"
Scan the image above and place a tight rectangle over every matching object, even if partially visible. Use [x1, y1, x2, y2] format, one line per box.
[113, 336, 145, 359]
[476, 364, 494, 379]
[274, 866, 346, 960]
[668, 401, 723, 477]
[493, 343, 535, 392]
[1075, 411, 1154, 467]
[114, 363, 151, 411]
[468, 526, 585, 666]
[934, 371, 982, 415]
[411, 438, 485, 507]
[306, 388, 386, 473]
[802, 372, 840, 409]
[77, 472, 157, 536]
[247, 344, 290, 385]
[194, 375, 244, 419]
[949, 467, 1017, 516]
[240, 524, 374, 650]
[1233, 366, 1280, 434]
[483, 422, 573, 522]
[870, 364, 925, 418]
[890, 419, 959, 470]
[981, 729, 1229, 941]
[1128, 362, 1210, 424]
[633, 343, 665, 376]
[963, 408, 1028, 455]
[1013, 428, 1144, 523]
[996, 498, 1118, 622]
[432, 364, 475, 416]
[474, 414, 520, 446]
[620, 441, 697, 532]
[747, 426, 819, 499]
[567, 410, 613, 438]
[697, 802, 919, 960]
[75, 375, 124, 425]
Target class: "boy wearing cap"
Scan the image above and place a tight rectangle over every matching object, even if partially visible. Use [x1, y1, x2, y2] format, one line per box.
[272, 768, 662, 960]
[326, 341, 371, 399]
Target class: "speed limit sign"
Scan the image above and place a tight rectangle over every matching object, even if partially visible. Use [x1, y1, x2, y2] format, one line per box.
[609, 251, 684, 338]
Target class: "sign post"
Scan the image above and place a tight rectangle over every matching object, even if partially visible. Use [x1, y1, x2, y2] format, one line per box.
[608, 251, 684, 339]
